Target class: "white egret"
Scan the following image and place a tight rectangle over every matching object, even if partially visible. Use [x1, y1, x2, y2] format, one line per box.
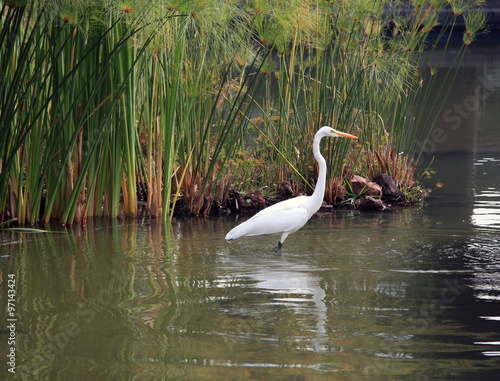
[225, 126, 358, 249]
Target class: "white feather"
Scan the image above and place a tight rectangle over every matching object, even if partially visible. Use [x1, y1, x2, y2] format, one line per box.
[225, 196, 310, 241]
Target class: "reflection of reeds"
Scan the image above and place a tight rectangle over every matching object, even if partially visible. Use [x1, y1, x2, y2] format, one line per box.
[1, 1, 486, 226]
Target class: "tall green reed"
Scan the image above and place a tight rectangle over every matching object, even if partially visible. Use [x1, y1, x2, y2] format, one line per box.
[1, 0, 159, 225]
[134, 1, 264, 220]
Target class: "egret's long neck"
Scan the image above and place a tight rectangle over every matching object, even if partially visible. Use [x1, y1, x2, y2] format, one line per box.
[310, 134, 328, 213]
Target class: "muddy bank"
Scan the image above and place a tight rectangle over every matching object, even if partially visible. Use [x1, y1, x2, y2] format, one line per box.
[222, 173, 418, 216]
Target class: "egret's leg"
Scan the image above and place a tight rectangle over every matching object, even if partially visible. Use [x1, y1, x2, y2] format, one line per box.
[275, 232, 289, 250]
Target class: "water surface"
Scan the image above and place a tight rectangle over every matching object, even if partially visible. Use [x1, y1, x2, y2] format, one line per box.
[2, 210, 500, 380]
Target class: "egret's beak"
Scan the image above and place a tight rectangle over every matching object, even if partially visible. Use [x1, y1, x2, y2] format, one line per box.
[332, 129, 358, 139]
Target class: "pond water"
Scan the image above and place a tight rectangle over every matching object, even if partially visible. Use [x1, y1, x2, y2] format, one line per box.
[2, 43, 500, 380]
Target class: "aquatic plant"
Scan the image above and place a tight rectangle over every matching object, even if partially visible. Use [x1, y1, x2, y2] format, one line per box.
[0, 0, 486, 226]
[133, 0, 264, 219]
[0, 0, 258, 224]
[236, 0, 486, 204]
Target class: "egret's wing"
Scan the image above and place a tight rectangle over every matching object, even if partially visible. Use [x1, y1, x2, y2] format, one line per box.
[225, 205, 309, 241]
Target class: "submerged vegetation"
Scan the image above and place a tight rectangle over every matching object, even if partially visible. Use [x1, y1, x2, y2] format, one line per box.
[0, 0, 486, 226]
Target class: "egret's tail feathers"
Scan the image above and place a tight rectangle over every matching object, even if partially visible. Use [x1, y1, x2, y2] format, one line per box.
[225, 225, 245, 241]
[225, 230, 238, 241]
[225, 218, 261, 241]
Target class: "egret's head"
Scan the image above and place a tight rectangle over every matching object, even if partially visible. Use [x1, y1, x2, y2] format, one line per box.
[317, 126, 358, 140]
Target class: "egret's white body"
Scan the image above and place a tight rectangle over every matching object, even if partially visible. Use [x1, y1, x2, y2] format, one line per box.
[225, 127, 357, 248]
